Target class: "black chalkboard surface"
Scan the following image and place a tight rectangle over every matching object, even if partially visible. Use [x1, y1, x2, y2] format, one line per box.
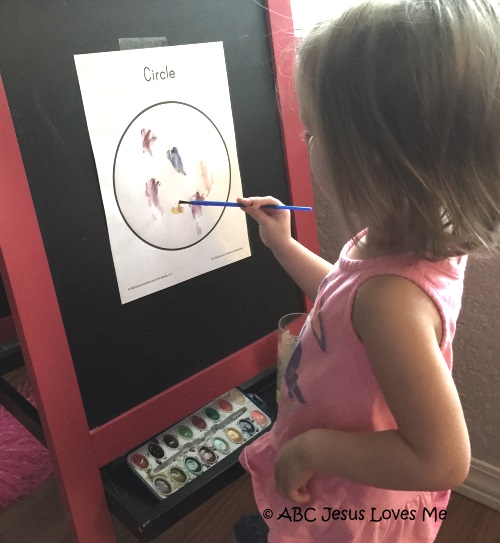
[0, 0, 303, 428]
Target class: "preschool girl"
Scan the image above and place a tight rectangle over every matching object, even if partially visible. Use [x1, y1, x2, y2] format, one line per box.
[233, 0, 500, 541]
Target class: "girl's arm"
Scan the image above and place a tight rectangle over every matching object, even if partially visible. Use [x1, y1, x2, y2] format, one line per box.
[275, 275, 471, 502]
[237, 196, 332, 300]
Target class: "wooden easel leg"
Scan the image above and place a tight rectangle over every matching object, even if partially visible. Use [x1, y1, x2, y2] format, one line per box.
[0, 77, 116, 543]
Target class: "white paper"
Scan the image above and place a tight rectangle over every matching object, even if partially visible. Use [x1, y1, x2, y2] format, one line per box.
[74, 42, 251, 303]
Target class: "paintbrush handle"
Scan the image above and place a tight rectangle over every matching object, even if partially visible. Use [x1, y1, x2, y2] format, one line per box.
[179, 200, 312, 211]
[182, 200, 241, 207]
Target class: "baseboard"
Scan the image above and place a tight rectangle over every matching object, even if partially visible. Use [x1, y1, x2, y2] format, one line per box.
[455, 457, 500, 512]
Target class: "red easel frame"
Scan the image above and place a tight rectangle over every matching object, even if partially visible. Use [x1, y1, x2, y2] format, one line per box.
[0, 1, 318, 541]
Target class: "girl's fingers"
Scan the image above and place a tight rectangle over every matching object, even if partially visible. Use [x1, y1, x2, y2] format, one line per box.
[237, 195, 292, 250]
[295, 486, 311, 503]
[237, 196, 285, 210]
[237, 197, 290, 223]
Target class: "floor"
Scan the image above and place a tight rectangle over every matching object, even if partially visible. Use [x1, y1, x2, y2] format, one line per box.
[1, 369, 499, 542]
[0, 472, 499, 543]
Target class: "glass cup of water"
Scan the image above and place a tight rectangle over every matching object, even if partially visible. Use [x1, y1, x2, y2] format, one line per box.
[276, 312, 308, 401]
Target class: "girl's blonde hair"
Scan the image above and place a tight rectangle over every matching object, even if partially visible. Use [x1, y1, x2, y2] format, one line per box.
[297, 0, 500, 258]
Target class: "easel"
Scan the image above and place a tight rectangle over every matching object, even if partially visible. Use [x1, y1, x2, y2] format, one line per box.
[0, 1, 319, 541]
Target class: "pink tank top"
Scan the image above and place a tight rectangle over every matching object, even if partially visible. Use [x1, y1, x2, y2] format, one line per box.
[240, 236, 467, 543]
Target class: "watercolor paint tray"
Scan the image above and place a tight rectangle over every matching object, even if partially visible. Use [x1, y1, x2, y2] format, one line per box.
[102, 368, 277, 541]
[126, 387, 271, 501]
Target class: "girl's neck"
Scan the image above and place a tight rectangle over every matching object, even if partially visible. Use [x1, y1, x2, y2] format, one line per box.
[347, 232, 404, 260]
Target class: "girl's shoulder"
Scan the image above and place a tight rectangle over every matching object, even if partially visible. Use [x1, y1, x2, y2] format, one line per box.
[338, 233, 467, 279]
[353, 274, 444, 346]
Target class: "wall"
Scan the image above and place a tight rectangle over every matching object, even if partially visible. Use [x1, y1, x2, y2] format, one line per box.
[454, 257, 500, 467]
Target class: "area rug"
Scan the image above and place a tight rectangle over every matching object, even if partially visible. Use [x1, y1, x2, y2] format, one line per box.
[0, 384, 53, 508]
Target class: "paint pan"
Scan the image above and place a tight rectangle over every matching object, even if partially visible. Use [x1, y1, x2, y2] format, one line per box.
[212, 437, 231, 455]
[153, 477, 172, 496]
[190, 415, 207, 430]
[225, 427, 244, 444]
[204, 406, 220, 421]
[168, 466, 188, 486]
[228, 388, 246, 405]
[177, 424, 194, 440]
[162, 434, 179, 449]
[217, 398, 233, 412]
[184, 456, 203, 474]
[130, 453, 149, 471]
[147, 442, 165, 459]
[238, 418, 257, 437]
[250, 410, 269, 427]
[198, 446, 218, 465]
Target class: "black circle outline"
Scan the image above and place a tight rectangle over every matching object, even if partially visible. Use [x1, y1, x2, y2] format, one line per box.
[113, 101, 231, 251]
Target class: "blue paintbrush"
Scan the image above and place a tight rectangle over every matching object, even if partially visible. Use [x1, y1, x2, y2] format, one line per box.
[178, 200, 312, 211]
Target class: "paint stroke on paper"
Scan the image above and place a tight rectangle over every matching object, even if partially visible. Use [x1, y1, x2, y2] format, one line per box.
[74, 42, 250, 303]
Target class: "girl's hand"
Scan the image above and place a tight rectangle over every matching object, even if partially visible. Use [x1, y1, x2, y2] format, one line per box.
[274, 433, 315, 503]
[237, 196, 292, 254]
